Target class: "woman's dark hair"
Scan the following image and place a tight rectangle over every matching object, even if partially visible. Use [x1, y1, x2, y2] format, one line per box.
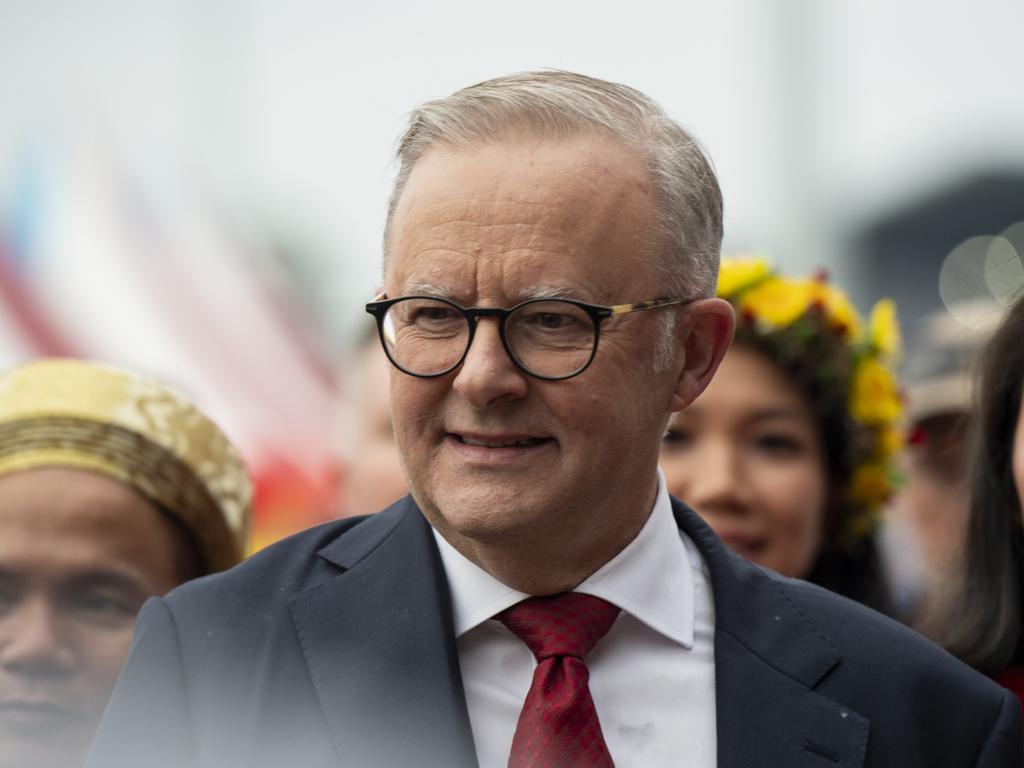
[938, 291, 1024, 674]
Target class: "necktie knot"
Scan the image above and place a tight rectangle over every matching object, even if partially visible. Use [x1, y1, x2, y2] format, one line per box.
[499, 592, 620, 662]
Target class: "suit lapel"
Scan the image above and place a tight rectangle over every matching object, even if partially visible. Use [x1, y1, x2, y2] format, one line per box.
[672, 498, 869, 768]
[288, 498, 478, 768]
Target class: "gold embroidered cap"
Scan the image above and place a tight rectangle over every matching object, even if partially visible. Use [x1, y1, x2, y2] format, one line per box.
[0, 358, 252, 572]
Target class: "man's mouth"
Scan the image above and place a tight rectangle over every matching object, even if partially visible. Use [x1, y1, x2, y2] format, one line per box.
[456, 434, 550, 448]
[445, 432, 555, 461]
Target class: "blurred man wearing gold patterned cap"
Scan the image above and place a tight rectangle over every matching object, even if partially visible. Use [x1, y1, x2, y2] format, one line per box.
[0, 358, 251, 768]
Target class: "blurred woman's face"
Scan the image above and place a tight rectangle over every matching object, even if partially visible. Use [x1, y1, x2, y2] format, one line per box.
[660, 346, 828, 578]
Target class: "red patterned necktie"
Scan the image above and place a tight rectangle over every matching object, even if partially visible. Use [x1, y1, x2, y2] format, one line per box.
[498, 592, 621, 768]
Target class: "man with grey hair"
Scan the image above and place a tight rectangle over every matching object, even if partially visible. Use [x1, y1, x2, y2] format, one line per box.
[88, 71, 1019, 767]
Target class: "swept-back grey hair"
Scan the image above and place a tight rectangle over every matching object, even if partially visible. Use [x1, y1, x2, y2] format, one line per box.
[383, 69, 723, 302]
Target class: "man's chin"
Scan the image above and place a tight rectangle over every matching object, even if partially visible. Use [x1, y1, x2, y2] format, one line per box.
[426, 489, 555, 542]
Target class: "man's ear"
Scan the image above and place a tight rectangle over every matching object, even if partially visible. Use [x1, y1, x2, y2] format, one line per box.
[669, 298, 735, 413]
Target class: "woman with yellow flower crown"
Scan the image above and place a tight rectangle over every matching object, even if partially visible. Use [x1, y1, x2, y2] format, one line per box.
[660, 256, 903, 613]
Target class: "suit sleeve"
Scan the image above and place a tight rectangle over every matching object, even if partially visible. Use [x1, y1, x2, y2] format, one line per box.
[975, 688, 1023, 767]
[85, 596, 197, 768]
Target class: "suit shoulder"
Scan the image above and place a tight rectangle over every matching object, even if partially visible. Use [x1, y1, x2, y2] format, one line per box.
[157, 519, 342, 617]
[774, 570, 1004, 698]
[161, 505, 403, 618]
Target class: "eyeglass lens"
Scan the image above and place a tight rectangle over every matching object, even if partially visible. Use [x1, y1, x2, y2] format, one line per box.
[380, 298, 596, 378]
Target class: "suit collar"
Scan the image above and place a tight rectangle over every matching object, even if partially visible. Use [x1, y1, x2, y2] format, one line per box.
[289, 497, 478, 767]
[672, 497, 869, 767]
[434, 476, 696, 647]
[671, 497, 840, 689]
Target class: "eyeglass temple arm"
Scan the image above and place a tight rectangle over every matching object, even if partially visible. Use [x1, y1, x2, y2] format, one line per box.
[607, 297, 687, 316]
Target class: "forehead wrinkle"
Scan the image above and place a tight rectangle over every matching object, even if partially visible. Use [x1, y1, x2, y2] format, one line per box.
[394, 239, 581, 300]
[401, 213, 576, 262]
[408, 195, 573, 230]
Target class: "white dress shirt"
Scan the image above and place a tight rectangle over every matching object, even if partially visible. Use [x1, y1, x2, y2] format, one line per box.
[433, 471, 717, 767]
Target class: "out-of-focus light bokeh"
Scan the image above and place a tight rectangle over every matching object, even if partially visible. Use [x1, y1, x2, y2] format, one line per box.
[2, 0, 1022, 547]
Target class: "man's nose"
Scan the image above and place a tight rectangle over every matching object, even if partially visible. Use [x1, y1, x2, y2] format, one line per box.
[0, 598, 76, 678]
[451, 318, 529, 407]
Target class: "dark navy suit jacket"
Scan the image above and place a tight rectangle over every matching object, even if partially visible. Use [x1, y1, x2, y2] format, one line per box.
[87, 496, 1022, 767]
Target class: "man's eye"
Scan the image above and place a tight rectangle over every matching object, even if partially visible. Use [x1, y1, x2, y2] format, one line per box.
[533, 313, 575, 330]
[519, 310, 587, 333]
[410, 307, 461, 327]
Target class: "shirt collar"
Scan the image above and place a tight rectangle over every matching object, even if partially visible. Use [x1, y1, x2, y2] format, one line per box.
[432, 469, 696, 648]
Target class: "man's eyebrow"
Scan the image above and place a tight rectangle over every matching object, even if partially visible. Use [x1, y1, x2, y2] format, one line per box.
[403, 280, 457, 297]
[516, 285, 576, 301]
[399, 283, 579, 303]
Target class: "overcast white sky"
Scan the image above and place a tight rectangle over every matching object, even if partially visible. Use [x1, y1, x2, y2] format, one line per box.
[1, 0, 1022, 337]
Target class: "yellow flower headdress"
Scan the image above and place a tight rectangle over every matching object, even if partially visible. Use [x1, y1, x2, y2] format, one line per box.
[717, 256, 903, 542]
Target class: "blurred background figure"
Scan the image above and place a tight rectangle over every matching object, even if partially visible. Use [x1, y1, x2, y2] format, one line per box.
[661, 257, 902, 613]
[0, 358, 251, 768]
[927, 290, 1024, 707]
[882, 299, 1005, 627]
[0, 136, 340, 555]
[334, 327, 407, 518]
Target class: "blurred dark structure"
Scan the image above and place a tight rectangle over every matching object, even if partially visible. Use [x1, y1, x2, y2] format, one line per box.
[855, 170, 1024, 334]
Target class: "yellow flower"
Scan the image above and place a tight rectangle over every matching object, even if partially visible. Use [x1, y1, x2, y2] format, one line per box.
[849, 358, 902, 425]
[738, 277, 815, 328]
[877, 425, 904, 459]
[848, 463, 892, 508]
[810, 282, 863, 340]
[717, 256, 771, 297]
[868, 298, 902, 361]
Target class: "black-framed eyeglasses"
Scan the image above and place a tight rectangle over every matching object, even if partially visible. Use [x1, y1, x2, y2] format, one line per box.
[364, 294, 689, 381]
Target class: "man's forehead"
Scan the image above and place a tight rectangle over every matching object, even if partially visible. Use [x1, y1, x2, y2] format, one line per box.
[392, 138, 653, 232]
[392, 199, 578, 262]
[385, 139, 661, 298]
